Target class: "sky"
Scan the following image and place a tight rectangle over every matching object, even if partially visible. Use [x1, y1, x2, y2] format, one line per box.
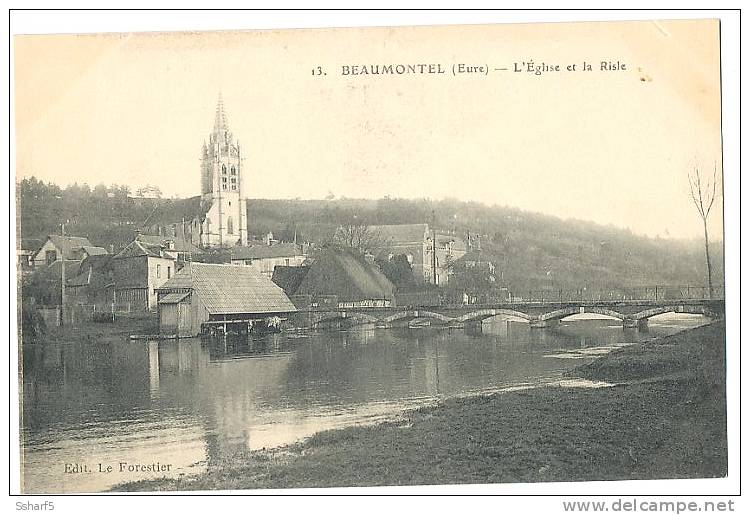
[14, 20, 723, 240]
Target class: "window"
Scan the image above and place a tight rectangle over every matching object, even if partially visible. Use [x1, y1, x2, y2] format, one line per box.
[231, 166, 236, 175]
[227, 216, 234, 235]
[45, 249, 57, 266]
[221, 164, 227, 174]
[167, 266, 171, 279]
[156, 264, 161, 278]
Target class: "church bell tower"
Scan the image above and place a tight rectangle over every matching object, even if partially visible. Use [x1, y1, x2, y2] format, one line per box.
[199, 94, 248, 247]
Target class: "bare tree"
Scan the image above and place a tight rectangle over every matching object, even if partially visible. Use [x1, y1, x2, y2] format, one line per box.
[332, 224, 384, 255]
[688, 163, 718, 298]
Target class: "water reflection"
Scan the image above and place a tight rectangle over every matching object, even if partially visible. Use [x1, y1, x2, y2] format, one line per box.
[20, 315, 708, 493]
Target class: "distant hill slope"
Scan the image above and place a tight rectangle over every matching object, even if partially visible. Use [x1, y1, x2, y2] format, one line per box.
[17, 178, 723, 291]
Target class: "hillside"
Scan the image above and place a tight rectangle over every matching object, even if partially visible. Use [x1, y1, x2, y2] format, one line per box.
[17, 178, 723, 291]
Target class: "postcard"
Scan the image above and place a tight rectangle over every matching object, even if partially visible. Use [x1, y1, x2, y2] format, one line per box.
[13, 17, 729, 496]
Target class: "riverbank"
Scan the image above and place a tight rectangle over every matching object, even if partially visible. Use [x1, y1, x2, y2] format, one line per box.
[32, 315, 158, 345]
[115, 321, 727, 491]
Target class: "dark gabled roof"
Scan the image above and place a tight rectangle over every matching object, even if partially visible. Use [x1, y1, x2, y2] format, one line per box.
[67, 269, 92, 287]
[67, 254, 114, 288]
[370, 224, 429, 246]
[231, 243, 303, 261]
[293, 248, 394, 302]
[156, 263, 296, 315]
[113, 240, 176, 260]
[40, 259, 82, 279]
[271, 265, 310, 295]
[136, 234, 203, 254]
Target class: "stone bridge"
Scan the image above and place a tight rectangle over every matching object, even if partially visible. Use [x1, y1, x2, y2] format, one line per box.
[289, 299, 724, 331]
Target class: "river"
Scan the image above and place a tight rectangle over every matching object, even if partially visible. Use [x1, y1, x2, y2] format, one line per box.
[20, 314, 707, 493]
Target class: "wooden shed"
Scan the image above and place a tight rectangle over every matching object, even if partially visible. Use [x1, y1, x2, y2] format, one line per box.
[156, 262, 297, 337]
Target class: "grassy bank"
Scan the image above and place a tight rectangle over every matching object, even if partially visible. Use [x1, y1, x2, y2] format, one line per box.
[116, 321, 727, 491]
[35, 315, 158, 345]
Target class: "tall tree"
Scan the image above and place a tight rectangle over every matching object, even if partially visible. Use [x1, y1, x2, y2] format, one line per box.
[688, 163, 719, 298]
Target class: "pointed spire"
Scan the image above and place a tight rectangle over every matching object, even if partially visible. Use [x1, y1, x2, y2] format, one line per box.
[213, 92, 229, 136]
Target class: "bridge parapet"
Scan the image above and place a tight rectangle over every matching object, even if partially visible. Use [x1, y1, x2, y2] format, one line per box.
[289, 290, 724, 331]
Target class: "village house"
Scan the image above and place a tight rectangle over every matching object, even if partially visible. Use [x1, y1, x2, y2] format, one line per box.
[32, 234, 108, 268]
[66, 254, 116, 310]
[156, 263, 297, 337]
[135, 233, 203, 265]
[370, 224, 467, 286]
[230, 243, 306, 277]
[112, 239, 177, 311]
[18, 238, 43, 274]
[273, 248, 394, 309]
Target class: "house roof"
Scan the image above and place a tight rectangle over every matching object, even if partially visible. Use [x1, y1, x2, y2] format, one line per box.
[231, 243, 303, 261]
[67, 254, 114, 288]
[454, 250, 494, 265]
[136, 234, 203, 254]
[81, 245, 108, 257]
[41, 259, 82, 279]
[37, 235, 93, 260]
[293, 248, 394, 302]
[114, 240, 176, 260]
[369, 224, 429, 246]
[156, 263, 296, 315]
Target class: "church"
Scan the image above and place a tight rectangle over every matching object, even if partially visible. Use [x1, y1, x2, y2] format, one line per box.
[140, 95, 249, 248]
[197, 94, 248, 247]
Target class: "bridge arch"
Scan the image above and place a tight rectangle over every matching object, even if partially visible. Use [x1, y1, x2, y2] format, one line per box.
[538, 306, 625, 322]
[380, 310, 454, 325]
[457, 309, 532, 323]
[629, 305, 712, 321]
[313, 312, 379, 327]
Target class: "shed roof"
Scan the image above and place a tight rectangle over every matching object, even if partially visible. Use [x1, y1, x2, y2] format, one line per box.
[158, 291, 191, 305]
[156, 263, 296, 315]
[294, 248, 394, 302]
